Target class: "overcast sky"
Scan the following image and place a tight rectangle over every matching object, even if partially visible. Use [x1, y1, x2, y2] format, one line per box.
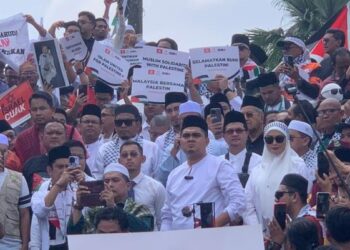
[0, 0, 290, 51]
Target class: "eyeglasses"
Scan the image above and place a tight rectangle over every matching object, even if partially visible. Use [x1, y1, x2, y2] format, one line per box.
[181, 132, 203, 139]
[289, 135, 305, 141]
[225, 128, 246, 135]
[120, 152, 140, 158]
[242, 112, 255, 118]
[264, 135, 285, 144]
[81, 119, 100, 125]
[317, 108, 340, 116]
[275, 190, 295, 200]
[115, 119, 136, 127]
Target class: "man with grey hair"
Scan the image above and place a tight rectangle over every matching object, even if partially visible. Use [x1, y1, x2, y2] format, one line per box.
[149, 115, 171, 142]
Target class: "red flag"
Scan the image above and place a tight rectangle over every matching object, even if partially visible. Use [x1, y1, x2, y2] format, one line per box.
[310, 4, 349, 61]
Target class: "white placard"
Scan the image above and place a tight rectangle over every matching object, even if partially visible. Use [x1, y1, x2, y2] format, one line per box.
[190, 46, 240, 83]
[140, 46, 189, 73]
[131, 68, 185, 103]
[86, 42, 130, 88]
[120, 48, 142, 66]
[0, 13, 30, 72]
[59, 32, 88, 62]
[68, 225, 264, 250]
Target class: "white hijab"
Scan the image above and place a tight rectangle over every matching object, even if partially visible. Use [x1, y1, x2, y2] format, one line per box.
[257, 122, 305, 222]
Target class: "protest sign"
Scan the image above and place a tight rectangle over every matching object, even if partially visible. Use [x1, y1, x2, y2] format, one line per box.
[68, 225, 264, 250]
[190, 46, 240, 84]
[59, 32, 88, 62]
[33, 39, 69, 88]
[140, 46, 189, 73]
[120, 48, 142, 66]
[131, 68, 185, 103]
[86, 42, 130, 88]
[0, 82, 33, 129]
[0, 14, 30, 72]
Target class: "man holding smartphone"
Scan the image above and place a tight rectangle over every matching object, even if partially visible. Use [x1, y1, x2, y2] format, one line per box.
[31, 145, 80, 250]
[268, 174, 323, 248]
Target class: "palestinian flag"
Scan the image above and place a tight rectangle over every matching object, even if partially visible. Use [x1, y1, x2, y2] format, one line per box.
[307, 2, 350, 61]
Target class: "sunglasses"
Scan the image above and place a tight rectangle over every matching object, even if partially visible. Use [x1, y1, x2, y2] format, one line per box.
[329, 89, 343, 95]
[264, 135, 285, 144]
[115, 119, 136, 127]
[275, 190, 295, 200]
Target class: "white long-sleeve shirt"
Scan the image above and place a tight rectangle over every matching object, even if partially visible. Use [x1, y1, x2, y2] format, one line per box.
[132, 172, 166, 230]
[161, 154, 246, 231]
[31, 180, 74, 250]
[219, 149, 262, 174]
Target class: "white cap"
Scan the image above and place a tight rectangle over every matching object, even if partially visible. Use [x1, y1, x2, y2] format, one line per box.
[125, 24, 135, 33]
[321, 83, 343, 101]
[288, 120, 313, 138]
[104, 163, 130, 179]
[277, 37, 306, 52]
[179, 100, 202, 115]
[0, 134, 9, 146]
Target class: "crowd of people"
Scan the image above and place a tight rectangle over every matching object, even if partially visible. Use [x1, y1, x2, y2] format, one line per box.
[0, 1, 350, 250]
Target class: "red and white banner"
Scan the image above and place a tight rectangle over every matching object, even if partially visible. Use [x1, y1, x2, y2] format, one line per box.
[0, 82, 33, 128]
[310, 3, 350, 61]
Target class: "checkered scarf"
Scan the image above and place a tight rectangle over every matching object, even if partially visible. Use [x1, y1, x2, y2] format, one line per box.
[102, 135, 144, 167]
[163, 127, 176, 150]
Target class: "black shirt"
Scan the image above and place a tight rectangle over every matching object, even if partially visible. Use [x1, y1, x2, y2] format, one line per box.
[246, 133, 264, 155]
[83, 37, 95, 53]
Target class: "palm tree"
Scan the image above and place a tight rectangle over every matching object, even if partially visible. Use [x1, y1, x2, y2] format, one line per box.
[248, 0, 349, 70]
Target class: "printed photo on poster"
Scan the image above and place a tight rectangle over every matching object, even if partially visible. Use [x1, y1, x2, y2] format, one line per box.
[33, 39, 69, 88]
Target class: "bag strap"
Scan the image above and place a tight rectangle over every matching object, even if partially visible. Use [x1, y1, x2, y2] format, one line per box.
[242, 151, 252, 174]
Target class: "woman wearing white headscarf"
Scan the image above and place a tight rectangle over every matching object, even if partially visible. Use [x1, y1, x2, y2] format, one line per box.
[244, 121, 308, 233]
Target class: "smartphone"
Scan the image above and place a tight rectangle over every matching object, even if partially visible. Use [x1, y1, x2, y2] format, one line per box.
[210, 108, 222, 123]
[317, 152, 329, 179]
[80, 180, 105, 207]
[283, 55, 294, 67]
[68, 156, 80, 169]
[316, 192, 330, 219]
[77, 84, 87, 96]
[274, 202, 286, 230]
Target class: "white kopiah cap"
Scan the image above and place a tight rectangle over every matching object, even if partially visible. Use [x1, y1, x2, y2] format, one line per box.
[179, 100, 202, 115]
[104, 163, 130, 179]
[288, 120, 313, 138]
[0, 134, 9, 146]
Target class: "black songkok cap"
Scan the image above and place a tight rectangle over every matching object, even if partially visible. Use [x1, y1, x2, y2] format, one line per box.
[59, 86, 74, 96]
[81, 104, 101, 119]
[241, 95, 264, 111]
[0, 120, 12, 133]
[48, 145, 71, 166]
[115, 104, 141, 121]
[181, 115, 208, 133]
[204, 102, 224, 119]
[257, 72, 279, 88]
[280, 174, 308, 195]
[164, 92, 187, 107]
[224, 110, 247, 129]
[210, 93, 230, 107]
[334, 147, 350, 163]
[94, 80, 114, 95]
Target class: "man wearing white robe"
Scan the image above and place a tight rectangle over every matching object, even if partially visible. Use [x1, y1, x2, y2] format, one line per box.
[161, 115, 246, 230]
[79, 104, 104, 179]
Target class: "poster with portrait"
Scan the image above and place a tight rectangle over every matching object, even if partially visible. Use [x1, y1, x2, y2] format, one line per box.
[33, 39, 69, 88]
